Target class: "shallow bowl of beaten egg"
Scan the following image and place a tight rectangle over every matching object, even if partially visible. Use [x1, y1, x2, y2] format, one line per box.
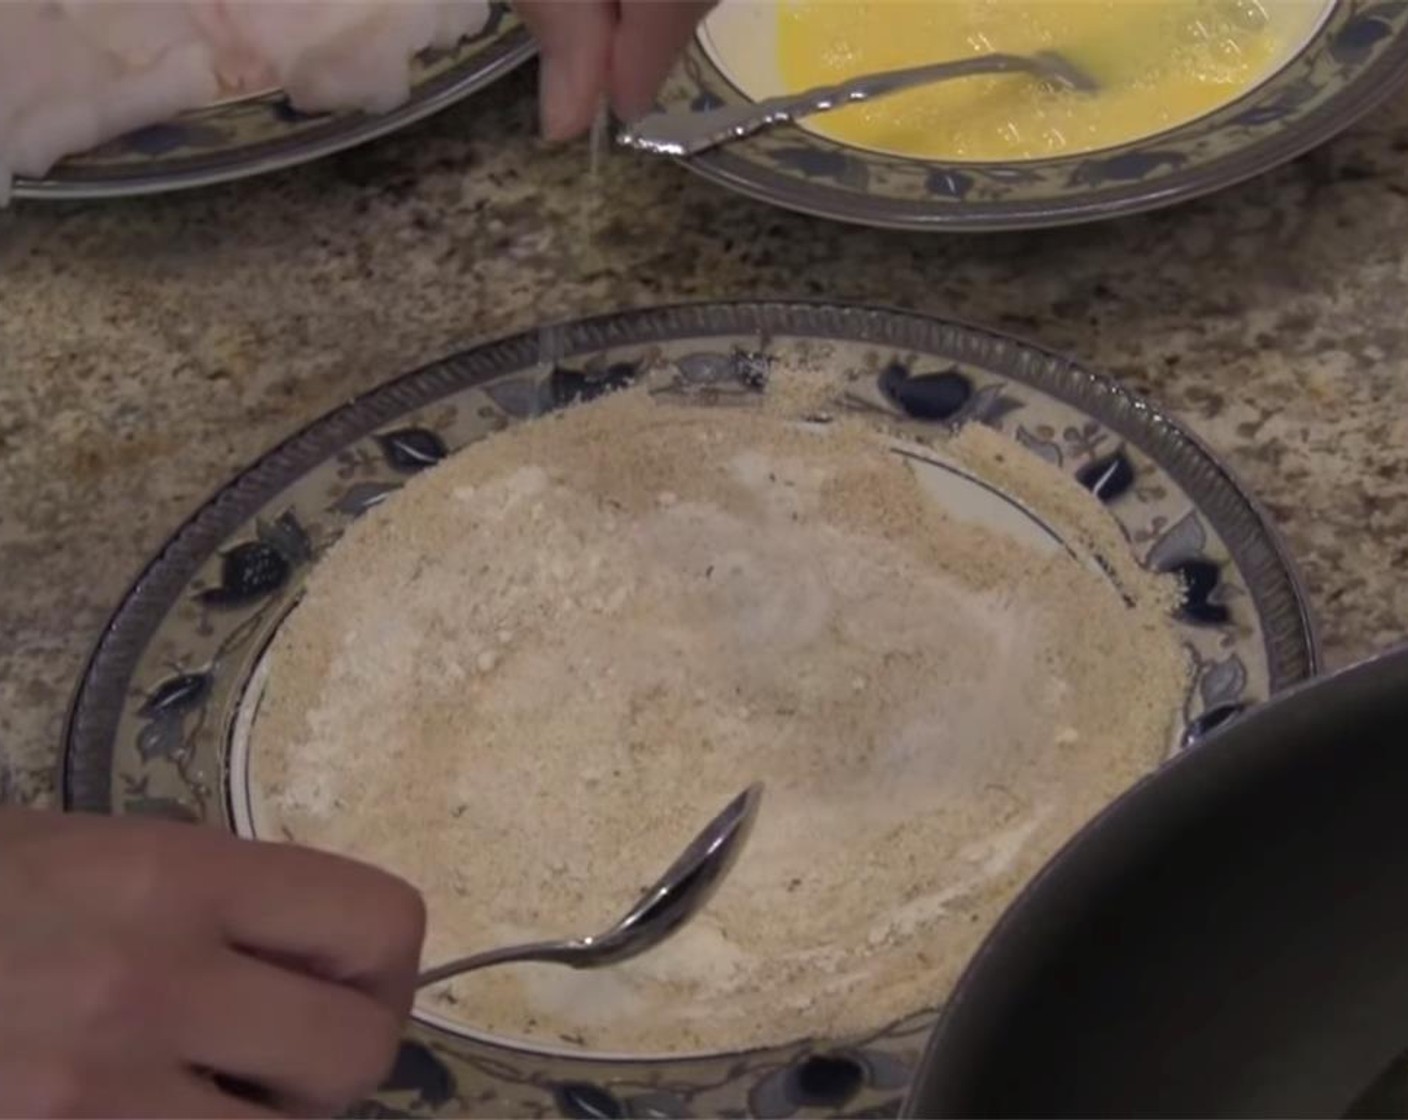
[658, 0, 1408, 230]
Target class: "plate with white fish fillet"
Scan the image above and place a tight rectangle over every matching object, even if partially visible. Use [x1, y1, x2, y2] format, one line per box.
[3, 0, 532, 203]
[63, 302, 1317, 1117]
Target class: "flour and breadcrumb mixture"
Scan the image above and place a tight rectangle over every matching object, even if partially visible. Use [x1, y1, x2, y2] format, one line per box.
[250, 378, 1188, 1055]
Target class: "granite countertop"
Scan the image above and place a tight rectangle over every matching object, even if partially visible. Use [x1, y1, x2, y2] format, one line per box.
[2, 67, 1407, 807]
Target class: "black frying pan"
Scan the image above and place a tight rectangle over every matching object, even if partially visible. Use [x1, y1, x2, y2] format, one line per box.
[906, 645, 1408, 1119]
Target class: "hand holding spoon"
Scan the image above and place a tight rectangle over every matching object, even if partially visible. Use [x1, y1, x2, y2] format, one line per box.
[416, 782, 763, 987]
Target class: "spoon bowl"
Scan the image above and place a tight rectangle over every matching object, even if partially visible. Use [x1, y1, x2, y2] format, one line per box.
[416, 782, 763, 988]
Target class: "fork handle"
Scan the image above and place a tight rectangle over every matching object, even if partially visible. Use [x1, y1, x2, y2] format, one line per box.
[620, 53, 1044, 157]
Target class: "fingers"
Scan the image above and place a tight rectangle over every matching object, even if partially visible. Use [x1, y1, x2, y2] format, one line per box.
[516, 0, 711, 138]
[179, 948, 404, 1115]
[140, 1072, 286, 1120]
[610, 0, 716, 121]
[0, 812, 420, 1119]
[201, 838, 426, 1017]
[516, 0, 614, 139]
[0, 1055, 281, 1120]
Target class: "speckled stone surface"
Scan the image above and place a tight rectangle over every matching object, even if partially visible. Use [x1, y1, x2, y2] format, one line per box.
[3, 68, 1408, 807]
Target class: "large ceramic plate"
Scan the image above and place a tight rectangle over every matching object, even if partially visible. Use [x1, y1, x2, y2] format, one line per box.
[64, 302, 1316, 1118]
[11, 3, 531, 202]
[659, 0, 1408, 230]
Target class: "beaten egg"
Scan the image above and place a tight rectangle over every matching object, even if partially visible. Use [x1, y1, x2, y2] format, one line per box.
[767, 0, 1326, 160]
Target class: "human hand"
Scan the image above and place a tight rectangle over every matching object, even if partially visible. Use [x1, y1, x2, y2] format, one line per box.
[515, 0, 716, 139]
[0, 809, 426, 1118]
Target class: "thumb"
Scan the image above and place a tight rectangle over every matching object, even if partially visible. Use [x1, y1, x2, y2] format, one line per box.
[610, 0, 715, 122]
[515, 0, 615, 140]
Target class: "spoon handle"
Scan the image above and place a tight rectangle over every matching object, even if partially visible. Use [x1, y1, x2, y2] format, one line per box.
[619, 53, 1055, 157]
[417, 940, 583, 988]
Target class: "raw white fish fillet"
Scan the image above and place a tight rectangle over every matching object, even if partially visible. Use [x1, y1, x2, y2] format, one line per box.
[58, 1, 210, 70]
[0, 0, 492, 202]
[8, 40, 220, 180]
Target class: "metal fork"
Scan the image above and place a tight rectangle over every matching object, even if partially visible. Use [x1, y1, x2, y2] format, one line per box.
[618, 51, 1100, 157]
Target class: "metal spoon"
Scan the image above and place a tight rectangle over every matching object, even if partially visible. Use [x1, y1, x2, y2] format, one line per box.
[416, 782, 763, 987]
[618, 51, 1100, 157]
